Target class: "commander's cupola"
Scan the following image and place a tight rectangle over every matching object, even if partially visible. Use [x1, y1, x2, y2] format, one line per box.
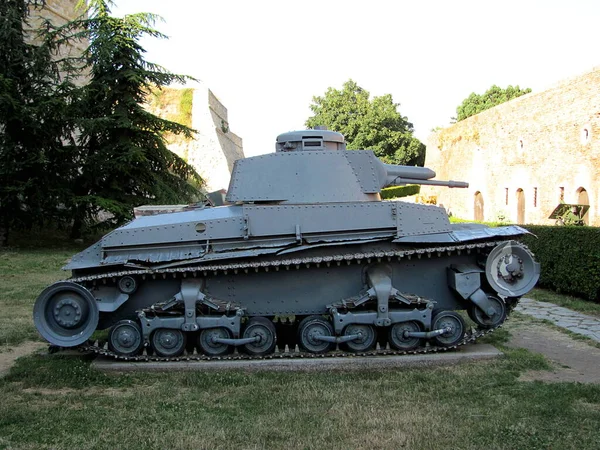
[275, 129, 346, 152]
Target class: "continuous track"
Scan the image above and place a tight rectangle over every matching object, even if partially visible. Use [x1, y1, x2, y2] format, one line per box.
[71, 239, 515, 362]
[80, 324, 506, 362]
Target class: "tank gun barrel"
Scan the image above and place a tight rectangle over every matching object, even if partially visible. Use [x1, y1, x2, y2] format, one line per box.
[377, 161, 469, 189]
[387, 177, 469, 188]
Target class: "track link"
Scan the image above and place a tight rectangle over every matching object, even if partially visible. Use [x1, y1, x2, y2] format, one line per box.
[71, 241, 505, 284]
[80, 323, 506, 362]
[71, 239, 516, 362]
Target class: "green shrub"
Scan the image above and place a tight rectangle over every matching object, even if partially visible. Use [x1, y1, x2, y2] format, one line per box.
[177, 88, 194, 127]
[381, 185, 420, 200]
[450, 217, 508, 227]
[520, 225, 600, 302]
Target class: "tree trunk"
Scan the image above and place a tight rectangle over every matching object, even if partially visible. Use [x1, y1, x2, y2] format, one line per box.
[0, 225, 8, 247]
[0, 210, 9, 246]
[70, 204, 86, 240]
[70, 215, 83, 240]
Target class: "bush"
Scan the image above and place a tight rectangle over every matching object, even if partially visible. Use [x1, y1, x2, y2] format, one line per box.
[381, 185, 420, 200]
[520, 225, 600, 302]
[450, 217, 508, 228]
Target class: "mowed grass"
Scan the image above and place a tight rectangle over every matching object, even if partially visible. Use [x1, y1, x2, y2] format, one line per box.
[1, 344, 600, 450]
[0, 232, 85, 349]
[1, 237, 600, 449]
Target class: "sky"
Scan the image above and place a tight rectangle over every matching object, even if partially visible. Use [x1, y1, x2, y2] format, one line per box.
[113, 0, 600, 157]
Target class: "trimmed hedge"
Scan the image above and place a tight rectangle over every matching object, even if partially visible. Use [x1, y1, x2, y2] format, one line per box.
[520, 225, 600, 302]
[381, 185, 420, 200]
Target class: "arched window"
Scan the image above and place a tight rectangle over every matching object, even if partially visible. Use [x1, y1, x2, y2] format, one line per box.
[516, 189, 525, 224]
[474, 191, 484, 222]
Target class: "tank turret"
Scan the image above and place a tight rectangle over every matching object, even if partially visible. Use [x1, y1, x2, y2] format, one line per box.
[226, 130, 466, 204]
[33, 129, 540, 362]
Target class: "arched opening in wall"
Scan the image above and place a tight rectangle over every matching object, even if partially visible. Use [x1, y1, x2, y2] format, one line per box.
[474, 191, 484, 222]
[577, 187, 590, 225]
[516, 189, 525, 224]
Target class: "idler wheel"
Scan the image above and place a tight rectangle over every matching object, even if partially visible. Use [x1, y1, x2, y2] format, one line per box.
[341, 324, 377, 352]
[151, 328, 186, 357]
[33, 281, 99, 347]
[297, 316, 335, 354]
[431, 311, 466, 347]
[241, 317, 277, 356]
[198, 327, 234, 357]
[485, 241, 540, 297]
[108, 320, 143, 357]
[388, 321, 422, 351]
[468, 295, 507, 329]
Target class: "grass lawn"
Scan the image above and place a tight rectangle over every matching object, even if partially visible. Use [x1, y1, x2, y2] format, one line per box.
[1, 238, 600, 449]
[0, 240, 83, 349]
[1, 336, 600, 450]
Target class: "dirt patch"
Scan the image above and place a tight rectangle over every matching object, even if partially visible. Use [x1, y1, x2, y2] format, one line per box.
[22, 387, 79, 395]
[0, 341, 47, 377]
[506, 324, 600, 383]
[21, 386, 134, 397]
[575, 400, 600, 412]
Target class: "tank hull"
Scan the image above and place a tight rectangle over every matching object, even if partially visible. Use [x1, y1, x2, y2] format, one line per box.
[93, 241, 476, 326]
[35, 233, 539, 357]
[32, 129, 541, 359]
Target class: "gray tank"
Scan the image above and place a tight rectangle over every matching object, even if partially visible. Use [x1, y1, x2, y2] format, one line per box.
[34, 130, 540, 359]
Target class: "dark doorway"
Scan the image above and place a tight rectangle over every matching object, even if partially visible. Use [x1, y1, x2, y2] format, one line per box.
[516, 189, 525, 224]
[474, 192, 484, 222]
[577, 187, 590, 225]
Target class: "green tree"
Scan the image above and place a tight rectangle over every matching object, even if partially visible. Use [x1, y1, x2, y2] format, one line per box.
[65, 0, 203, 237]
[305, 80, 425, 166]
[0, 0, 75, 246]
[454, 84, 532, 122]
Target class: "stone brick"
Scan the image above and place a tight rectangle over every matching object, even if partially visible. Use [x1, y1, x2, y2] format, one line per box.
[26, 0, 88, 84]
[425, 67, 600, 226]
[145, 84, 245, 192]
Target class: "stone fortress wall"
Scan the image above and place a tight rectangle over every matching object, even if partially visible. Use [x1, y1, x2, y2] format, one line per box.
[145, 84, 245, 192]
[191, 87, 244, 192]
[28, 0, 80, 26]
[26, 0, 87, 73]
[424, 67, 600, 226]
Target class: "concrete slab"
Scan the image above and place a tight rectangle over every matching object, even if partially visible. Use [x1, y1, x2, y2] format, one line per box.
[92, 344, 502, 373]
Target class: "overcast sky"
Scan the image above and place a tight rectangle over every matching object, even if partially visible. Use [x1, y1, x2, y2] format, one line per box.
[114, 0, 599, 157]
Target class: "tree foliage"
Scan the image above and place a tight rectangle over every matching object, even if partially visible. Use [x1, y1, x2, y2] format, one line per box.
[0, 0, 204, 243]
[0, 0, 75, 245]
[64, 0, 203, 237]
[454, 85, 532, 122]
[306, 80, 425, 166]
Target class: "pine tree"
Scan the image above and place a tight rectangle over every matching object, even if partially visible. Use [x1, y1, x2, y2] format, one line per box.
[0, 0, 75, 245]
[66, 0, 203, 237]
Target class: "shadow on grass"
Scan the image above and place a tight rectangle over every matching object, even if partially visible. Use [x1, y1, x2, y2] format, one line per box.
[1, 345, 599, 449]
